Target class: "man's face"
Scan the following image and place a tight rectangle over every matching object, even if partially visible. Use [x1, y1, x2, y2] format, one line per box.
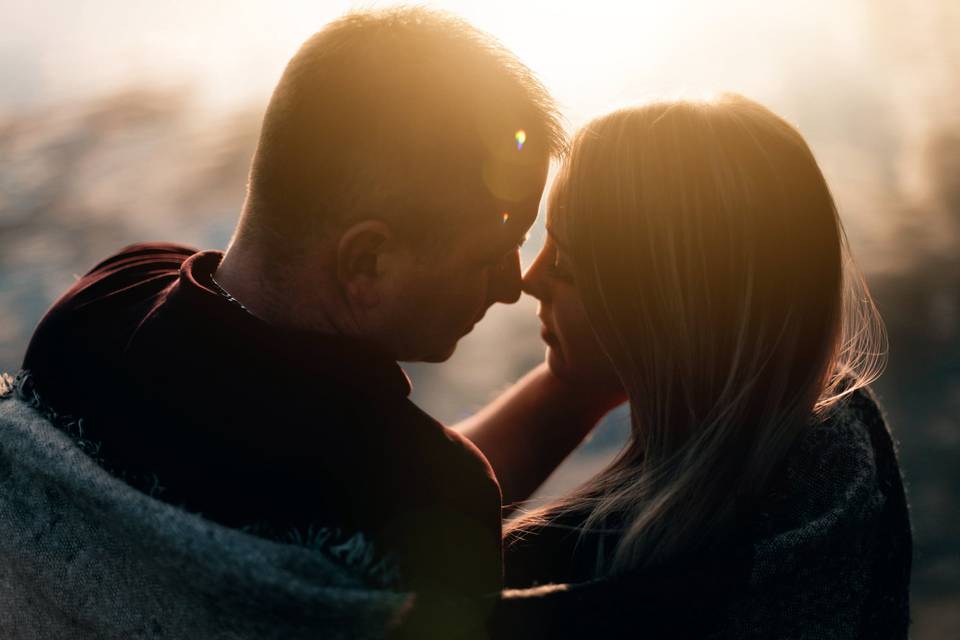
[380, 168, 547, 363]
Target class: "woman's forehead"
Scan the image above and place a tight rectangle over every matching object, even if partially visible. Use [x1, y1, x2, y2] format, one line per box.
[545, 202, 571, 250]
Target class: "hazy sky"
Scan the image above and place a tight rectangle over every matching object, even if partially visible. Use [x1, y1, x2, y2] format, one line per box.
[1, 0, 871, 123]
[2, 1, 955, 272]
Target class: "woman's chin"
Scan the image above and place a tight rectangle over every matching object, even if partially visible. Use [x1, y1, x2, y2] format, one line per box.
[546, 344, 624, 400]
[545, 345, 572, 382]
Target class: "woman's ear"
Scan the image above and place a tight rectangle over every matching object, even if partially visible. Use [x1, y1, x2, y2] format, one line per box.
[336, 220, 393, 309]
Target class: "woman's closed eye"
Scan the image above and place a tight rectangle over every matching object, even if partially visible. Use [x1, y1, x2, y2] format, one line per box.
[549, 250, 575, 282]
[485, 234, 529, 267]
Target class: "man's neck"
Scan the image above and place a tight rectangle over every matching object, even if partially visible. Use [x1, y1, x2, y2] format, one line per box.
[215, 243, 353, 336]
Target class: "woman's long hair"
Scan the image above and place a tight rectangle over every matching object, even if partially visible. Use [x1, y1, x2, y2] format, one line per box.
[506, 94, 886, 575]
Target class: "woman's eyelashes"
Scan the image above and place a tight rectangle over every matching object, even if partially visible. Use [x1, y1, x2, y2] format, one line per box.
[485, 235, 528, 267]
[549, 248, 574, 282]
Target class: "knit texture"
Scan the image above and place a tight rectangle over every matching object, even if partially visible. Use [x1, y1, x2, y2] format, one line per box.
[0, 372, 410, 639]
[0, 371, 912, 638]
[724, 385, 914, 638]
[488, 386, 914, 639]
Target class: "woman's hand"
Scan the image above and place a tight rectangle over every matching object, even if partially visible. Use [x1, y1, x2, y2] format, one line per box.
[457, 363, 625, 507]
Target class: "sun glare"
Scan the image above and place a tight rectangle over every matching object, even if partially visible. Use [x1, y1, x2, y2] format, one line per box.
[514, 129, 526, 150]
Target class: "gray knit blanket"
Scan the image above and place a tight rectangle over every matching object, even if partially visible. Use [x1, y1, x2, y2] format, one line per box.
[0, 371, 912, 639]
[0, 373, 413, 639]
[488, 385, 914, 639]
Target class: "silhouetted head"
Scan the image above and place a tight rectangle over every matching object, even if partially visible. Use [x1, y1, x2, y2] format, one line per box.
[225, 7, 564, 361]
[517, 94, 886, 572]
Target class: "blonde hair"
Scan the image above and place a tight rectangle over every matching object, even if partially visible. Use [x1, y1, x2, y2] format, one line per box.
[507, 94, 886, 575]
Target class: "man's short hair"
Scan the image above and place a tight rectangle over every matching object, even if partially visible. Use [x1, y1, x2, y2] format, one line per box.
[245, 7, 565, 256]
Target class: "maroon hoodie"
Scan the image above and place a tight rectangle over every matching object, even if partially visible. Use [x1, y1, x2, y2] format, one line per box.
[22, 242, 503, 595]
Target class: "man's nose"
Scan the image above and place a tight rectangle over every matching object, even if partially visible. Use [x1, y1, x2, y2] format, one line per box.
[489, 251, 523, 304]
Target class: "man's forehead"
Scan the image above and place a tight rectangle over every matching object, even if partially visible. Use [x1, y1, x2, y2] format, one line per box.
[431, 193, 536, 261]
[457, 198, 537, 248]
[449, 156, 544, 214]
[487, 157, 549, 229]
[417, 155, 547, 254]
[499, 197, 540, 233]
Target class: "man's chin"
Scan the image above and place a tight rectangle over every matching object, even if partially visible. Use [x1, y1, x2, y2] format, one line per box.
[419, 340, 459, 363]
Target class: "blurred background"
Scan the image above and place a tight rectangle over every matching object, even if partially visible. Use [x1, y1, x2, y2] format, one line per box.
[0, 0, 956, 635]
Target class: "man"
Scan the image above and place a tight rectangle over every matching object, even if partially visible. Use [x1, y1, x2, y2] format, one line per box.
[20, 7, 569, 596]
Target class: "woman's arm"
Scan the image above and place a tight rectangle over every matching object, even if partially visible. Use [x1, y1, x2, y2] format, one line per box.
[456, 364, 624, 507]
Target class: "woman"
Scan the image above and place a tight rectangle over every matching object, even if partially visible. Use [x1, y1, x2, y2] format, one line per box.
[487, 95, 911, 638]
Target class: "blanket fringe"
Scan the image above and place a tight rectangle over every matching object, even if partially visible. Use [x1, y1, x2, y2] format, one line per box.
[3, 369, 401, 590]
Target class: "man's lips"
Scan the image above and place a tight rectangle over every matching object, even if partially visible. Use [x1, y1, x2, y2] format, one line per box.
[540, 324, 559, 346]
[467, 308, 489, 332]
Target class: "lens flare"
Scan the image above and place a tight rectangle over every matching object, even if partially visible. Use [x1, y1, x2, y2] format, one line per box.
[515, 129, 526, 150]
[502, 212, 510, 224]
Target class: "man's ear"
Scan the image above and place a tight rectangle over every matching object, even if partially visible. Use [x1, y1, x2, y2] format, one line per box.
[336, 220, 393, 309]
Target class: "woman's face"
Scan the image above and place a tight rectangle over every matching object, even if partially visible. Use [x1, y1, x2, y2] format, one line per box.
[522, 211, 622, 393]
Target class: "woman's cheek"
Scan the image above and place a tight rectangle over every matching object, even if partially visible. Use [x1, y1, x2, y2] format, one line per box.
[553, 298, 597, 376]
[554, 293, 621, 388]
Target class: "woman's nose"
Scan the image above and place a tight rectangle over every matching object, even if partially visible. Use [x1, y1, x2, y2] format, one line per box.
[521, 254, 548, 301]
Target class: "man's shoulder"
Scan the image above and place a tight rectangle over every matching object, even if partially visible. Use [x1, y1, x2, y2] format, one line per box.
[335, 390, 504, 535]
[391, 397, 501, 497]
[21, 242, 208, 413]
[84, 241, 200, 278]
[44, 241, 201, 313]
[103, 241, 199, 261]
